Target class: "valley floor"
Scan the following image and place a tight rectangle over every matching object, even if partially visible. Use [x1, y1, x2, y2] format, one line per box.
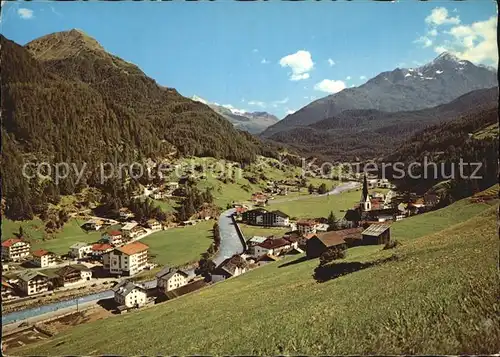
[13, 198, 499, 355]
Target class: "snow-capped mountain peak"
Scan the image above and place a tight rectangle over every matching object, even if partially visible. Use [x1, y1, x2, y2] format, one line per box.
[191, 95, 208, 104]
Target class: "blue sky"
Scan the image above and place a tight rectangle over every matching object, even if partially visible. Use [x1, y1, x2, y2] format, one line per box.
[1, 0, 497, 118]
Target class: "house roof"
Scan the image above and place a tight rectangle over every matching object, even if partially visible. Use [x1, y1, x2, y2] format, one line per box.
[92, 243, 113, 251]
[70, 242, 90, 249]
[108, 230, 122, 236]
[116, 241, 149, 256]
[257, 238, 291, 250]
[18, 270, 48, 282]
[147, 219, 160, 224]
[362, 223, 391, 237]
[247, 236, 268, 244]
[313, 228, 363, 248]
[32, 249, 54, 257]
[270, 210, 289, 218]
[112, 280, 146, 297]
[56, 264, 90, 278]
[122, 222, 138, 231]
[215, 255, 246, 276]
[313, 232, 347, 248]
[297, 220, 316, 226]
[156, 266, 189, 280]
[85, 219, 104, 225]
[2, 238, 23, 247]
[245, 208, 267, 214]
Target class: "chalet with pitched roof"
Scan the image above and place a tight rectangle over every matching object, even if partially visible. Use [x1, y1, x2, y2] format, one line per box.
[306, 228, 363, 258]
[297, 220, 318, 235]
[253, 237, 295, 257]
[32, 249, 57, 268]
[69, 242, 93, 259]
[53, 264, 92, 287]
[156, 266, 189, 293]
[1, 238, 30, 262]
[102, 230, 124, 246]
[17, 271, 49, 296]
[113, 280, 148, 308]
[212, 255, 248, 281]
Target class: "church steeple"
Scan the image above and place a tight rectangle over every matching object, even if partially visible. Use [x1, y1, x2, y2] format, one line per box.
[362, 174, 369, 201]
[360, 174, 371, 212]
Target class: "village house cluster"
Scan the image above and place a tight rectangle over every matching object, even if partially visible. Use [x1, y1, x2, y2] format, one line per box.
[0, 213, 166, 301]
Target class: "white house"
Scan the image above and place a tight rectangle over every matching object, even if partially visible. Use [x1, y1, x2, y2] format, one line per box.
[101, 230, 124, 246]
[69, 242, 93, 259]
[31, 249, 57, 268]
[112, 280, 148, 308]
[17, 271, 49, 296]
[81, 219, 103, 231]
[156, 267, 189, 293]
[1, 238, 31, 262]
[121, 222, 139, 238]
[146, 219, 162, 231]
[252, 238, 294, 257]
[297, 220, 318, 235]
[108, 241, 149, 276]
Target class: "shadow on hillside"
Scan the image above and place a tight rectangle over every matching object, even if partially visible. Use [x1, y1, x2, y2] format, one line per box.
[278, 255, 309, 268]
[313, 255, 399, 283]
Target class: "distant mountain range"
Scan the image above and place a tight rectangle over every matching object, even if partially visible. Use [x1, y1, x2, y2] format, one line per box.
[264, 87, 498, 162]
[261, 52, 498, 138]
[191, 95, 279, 134]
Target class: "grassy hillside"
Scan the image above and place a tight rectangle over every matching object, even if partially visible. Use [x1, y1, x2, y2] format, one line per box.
[1, 218, 102, 255]
[16, 198, 499, 355]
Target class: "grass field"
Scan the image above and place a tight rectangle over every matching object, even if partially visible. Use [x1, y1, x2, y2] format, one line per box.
[17, 197, 499, 355]
[140, 220, 214, 267]
[239, 224, 291, 239]
[269, 189, 363, 219]
[1, 218, 45, 242]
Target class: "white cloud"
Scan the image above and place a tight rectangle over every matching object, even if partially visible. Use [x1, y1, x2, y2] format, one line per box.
[359, 76, 367, 80]
[428, 29, 438, 37]
[252, 49, 259, 53]
[350, 84, 355, 87]
[286, 109, 297, 115]
[17, 8, 34, 19]
[291, 73, 310, 81]
[314, 79, 346, 94]
[279, 50, 314, 81]
[436, 16, 498, 64]
[425, 7, 460, 26]
[346, 76, 351, 80]
[261, 58, 270, 64]
[414, 35, 433, 48]
[327, 58, 335, 66]
[247, 100, 266, 108]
